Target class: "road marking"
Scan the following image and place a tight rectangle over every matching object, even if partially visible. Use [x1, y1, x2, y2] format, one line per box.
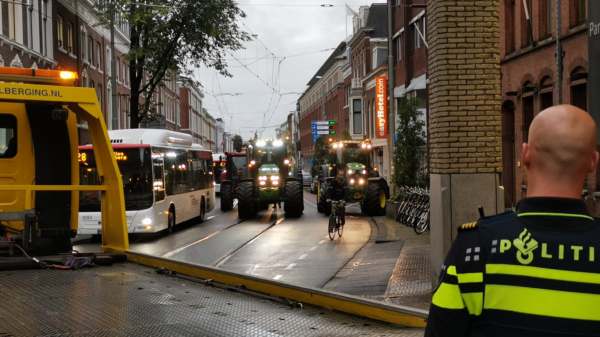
[310, 246, 317, 251]
[319, 240, 326, 244]
[273, 275, 283, 280]
[299, 254, 308, 260]
[246, 264, 259, 275]
[285, 263, 297, 270]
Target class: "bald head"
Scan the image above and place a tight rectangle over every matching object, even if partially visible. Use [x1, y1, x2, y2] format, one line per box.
[523, 105, 599, 197]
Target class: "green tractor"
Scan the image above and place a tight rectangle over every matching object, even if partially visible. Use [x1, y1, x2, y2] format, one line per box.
[316, 139, 389, 216]
[237, 138, 304, 219]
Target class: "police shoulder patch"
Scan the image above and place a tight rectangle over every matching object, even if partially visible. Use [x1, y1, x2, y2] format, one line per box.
[458, 221, 478, 232]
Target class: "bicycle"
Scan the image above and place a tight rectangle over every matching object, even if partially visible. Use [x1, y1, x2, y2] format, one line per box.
[328, 200, 345, 240]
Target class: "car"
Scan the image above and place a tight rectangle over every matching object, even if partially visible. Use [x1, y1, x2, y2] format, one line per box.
[301, 171, 312, 187]
[310, 176, 319, 194]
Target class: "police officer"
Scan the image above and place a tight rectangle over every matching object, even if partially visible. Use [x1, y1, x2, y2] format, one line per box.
[326, 168, 350, 225]
[425, 105, 600, 336]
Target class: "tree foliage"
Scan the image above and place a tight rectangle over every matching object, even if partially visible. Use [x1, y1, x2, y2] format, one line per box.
[310, 136, 329, 177]
[232, 135, 243, 152]
[341, 129, 352, 140]
[392, 97, 428, 193]
[95, 0, 251, 128]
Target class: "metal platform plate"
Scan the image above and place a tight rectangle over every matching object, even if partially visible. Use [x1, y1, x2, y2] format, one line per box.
[0, 262, 425, 336]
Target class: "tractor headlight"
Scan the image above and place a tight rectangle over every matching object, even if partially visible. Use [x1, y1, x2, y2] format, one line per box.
[350, 179, 355, 185]
[273, 140, 283, 147]
[270, 175, 279, 181]
[259, 175, 267, 181]
[272, 180, 279, 186]
[256, 141, 266, 147]
[284, 159, 290, 165]
[367, 144, 372, 149]
[361, 143, 367, 149]
[250, 160, 256, 165]
[333, 144, 338, 149]
[361, 170, 366, 175]
[347, 169, 354, 175]
[358, 178, 365, 185]
[339, 143, 344, 148]
[260, 181, 266, 186]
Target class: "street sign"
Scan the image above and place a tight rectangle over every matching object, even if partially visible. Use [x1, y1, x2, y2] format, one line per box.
[375, 76, 387, 139]
[311, 121, 335, 125]
[308, 159, 313, 164]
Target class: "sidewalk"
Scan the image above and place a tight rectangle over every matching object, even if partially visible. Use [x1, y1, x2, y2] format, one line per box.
[325, 215, 432, 311]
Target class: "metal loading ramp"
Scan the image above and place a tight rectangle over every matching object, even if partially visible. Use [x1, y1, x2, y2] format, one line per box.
[0, 262, 426, 336]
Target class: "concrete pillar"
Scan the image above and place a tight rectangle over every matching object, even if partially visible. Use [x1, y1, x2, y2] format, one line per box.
[428, 0, 504, 284]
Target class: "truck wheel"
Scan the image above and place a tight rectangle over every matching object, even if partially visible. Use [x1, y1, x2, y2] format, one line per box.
[363, 180, 387, 216]
[237, 182, 255, 219]
[221, 182, 233, 212]
[318, 180, 331, 216]
[284, 180, 304, 218]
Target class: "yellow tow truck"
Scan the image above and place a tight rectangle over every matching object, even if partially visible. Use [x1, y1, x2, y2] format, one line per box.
[0, 67, 128, 259]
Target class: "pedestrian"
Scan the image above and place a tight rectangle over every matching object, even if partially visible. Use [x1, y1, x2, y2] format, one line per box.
[425, 105, 600, 336]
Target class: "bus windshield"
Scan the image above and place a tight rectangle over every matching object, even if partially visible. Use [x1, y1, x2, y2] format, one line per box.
[79, 147, 153, 212]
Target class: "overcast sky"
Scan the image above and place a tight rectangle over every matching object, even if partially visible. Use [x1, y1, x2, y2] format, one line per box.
[194, 1, 368, 141]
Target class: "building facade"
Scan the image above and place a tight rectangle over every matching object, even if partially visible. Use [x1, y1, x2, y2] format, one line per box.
[500, 0, 589, 209]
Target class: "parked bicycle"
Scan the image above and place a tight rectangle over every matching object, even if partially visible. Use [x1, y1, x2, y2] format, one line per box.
[328, 200, 345, 240]
[395, 187, 430, 234]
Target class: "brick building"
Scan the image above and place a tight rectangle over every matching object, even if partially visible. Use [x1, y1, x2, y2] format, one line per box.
[346, 4, 390, 178]
[178, 79, 206, 144]
[298, 41, 348, 172]
[500, 0, 588, 209]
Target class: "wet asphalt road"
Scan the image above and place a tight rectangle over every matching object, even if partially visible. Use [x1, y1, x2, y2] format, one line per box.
[73, 190, 372, 289]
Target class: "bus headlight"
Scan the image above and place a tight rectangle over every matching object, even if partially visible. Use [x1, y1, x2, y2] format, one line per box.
[358, 178, 365, 185]
[350, 179, 355, 185]
[142, 218, 152, 225]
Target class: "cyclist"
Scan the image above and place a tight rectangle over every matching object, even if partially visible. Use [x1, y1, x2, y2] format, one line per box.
[326, 168, 350, 225]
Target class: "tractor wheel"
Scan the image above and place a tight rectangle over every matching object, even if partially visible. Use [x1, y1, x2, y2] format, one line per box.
[363, 180, 387, 216]
[284, 180, 304, 218]
[237, 182, 255, 220]
[220, 182, 234, 212]
[318, 180, 331, 216]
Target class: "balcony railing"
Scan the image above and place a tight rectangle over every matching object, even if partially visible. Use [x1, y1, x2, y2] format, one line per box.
[351, 78, 362, 89]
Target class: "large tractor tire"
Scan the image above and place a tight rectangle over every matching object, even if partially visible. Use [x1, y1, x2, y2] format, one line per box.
[318, 179, 331, 216]
[284, 180, 304, 218]
[220, 181, 234, 212]
[363, 180, 387, 216]
[237, 182, 255, 219]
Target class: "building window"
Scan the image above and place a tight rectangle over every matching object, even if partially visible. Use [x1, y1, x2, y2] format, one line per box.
[123, 61, 128, 85]
[540, 0, 552, 39]
[42, 0, 49, 55]
[522, 95, 534, 142]
[352, 99, 362, 134]
[66, 22, 74, 54]
[97, 84, 102, 109]
[505, 0, 516, 54]
[96, 42, 102, 70]
[89, 79, 94, 89]
[540, 77, 553, 111]
[414, 19, 421, 49]
[570, 0, 586, 27]
[56, 15, 64, 48]
[8, 1, 16, 41]
[88, 37, 94, 64]
[80, 28, 87, 60]
[116, 57, 120, 82]
[106, 47, 111, 76]
[521, 0, 533, 47]
[396, 0, 402, 5]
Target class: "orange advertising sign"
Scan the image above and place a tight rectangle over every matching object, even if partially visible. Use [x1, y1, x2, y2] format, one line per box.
[376, 76, 387, 139]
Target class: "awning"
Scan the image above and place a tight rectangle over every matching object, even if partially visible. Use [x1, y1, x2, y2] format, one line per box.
[405, 74, 427, 92]
[394, 84, 405, 98]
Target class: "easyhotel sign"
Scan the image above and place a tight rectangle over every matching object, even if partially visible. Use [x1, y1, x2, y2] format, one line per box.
[376, 76, 387, 139]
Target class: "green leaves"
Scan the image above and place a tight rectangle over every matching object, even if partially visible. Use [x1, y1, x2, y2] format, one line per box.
[232, 135, 244, 152]
[392, 96, 428, 194]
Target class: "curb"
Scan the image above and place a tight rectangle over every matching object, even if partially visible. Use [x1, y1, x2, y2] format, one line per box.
[126, 250, 428, 328]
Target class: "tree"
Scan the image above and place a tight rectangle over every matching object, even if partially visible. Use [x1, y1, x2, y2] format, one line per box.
[232, 135, 243, 152]
[392, 97, 427, 192]
[96, 0, 251, 128]
[310, 136, 329, 177]
[341, 129, 352, 140]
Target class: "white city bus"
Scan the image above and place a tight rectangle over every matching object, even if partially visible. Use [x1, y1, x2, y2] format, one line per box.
[78, 129, 215, 235]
